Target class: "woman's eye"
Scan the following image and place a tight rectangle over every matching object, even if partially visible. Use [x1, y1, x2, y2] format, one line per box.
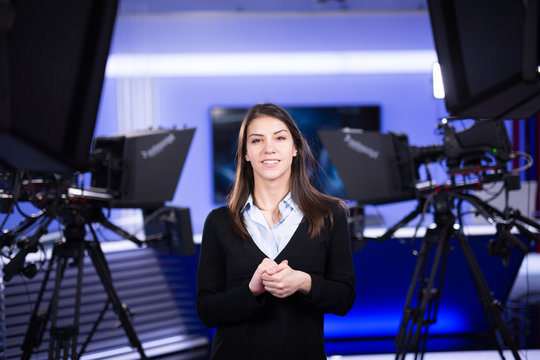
[251, 138, 261, 144]
[276, 136, 286, 141]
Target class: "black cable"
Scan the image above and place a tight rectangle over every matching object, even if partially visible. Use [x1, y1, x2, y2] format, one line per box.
[0, 170, 18, 232]
[409, 191, 437, 256]
[3, 214, 52, 282]
[11, 170, 38, 219]
[0, 199, 12, 232]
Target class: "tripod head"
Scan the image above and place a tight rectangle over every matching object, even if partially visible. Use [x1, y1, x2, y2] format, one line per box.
[353, 174, 538, 263]
[0, 169, 146, 282]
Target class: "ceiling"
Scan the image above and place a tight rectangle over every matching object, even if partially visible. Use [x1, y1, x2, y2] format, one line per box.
[117, 0, 428, 14]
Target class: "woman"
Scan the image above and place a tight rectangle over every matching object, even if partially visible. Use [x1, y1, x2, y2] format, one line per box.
[196, 103, 355, 360]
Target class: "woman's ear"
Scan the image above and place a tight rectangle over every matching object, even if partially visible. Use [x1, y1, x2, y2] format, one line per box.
[245, 154, 250, 162]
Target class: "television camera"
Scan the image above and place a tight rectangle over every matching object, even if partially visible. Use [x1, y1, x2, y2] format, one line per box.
[0, 126, 195, 359]
[320, 116, 539, 360]
[321, 0, 540, 356]
[0, 1, 196, 358]
[0, 127, 195, 277]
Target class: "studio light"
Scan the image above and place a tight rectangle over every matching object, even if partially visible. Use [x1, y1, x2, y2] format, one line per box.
[105, 50, 437, 77]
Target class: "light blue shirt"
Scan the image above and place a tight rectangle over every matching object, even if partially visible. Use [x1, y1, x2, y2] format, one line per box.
[242, 192, 304, 260]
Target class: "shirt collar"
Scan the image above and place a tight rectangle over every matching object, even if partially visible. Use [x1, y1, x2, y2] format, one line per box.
[242, 192, 299, 213]
[242, 195, 255, 213]
[280, 192, 298, 213]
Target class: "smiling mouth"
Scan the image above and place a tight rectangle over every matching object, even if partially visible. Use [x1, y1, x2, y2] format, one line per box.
[262, 160, 279, 164]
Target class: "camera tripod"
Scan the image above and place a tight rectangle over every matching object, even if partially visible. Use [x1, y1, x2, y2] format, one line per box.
[19, 205, 148, 360]
[389, 190, 535, 360]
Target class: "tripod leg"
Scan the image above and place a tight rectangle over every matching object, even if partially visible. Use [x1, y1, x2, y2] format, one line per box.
[47, 241, 86, 360]
[85, 240, 147, 359]
[79, 299, 111, 357]
[395, 237, 432, 360]
[48, 253, 69, 358]
[21, 247, 58, 360]
[395, 223, 453, 360]
[72, 241, 85, 357]
[455, 230, 521, 360]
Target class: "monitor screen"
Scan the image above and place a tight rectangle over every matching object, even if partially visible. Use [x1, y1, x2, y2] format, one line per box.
[0, 0, 118, 173]
[92, 128, 195, 208]
[318, 129, 416, 205]
[427, 0, 540, 120]
[211, 105, 380, 204]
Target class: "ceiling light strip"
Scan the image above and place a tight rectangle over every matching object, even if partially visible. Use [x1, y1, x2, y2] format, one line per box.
[105, 50, 437, 77]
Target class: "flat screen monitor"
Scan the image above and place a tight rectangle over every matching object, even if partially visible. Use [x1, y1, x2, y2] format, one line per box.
[211, 105, 380, 204]
[427, 0, 540, 120]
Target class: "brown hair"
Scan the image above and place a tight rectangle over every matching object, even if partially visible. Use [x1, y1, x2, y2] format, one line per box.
[227, 103, 345, 239]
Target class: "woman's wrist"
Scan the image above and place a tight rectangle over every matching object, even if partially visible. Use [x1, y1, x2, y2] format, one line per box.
[249, 279, 264, 296]
[297, 271, 312, 295]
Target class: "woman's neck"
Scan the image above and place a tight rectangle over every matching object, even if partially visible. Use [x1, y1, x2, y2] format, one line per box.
[252, 180, 289, 212]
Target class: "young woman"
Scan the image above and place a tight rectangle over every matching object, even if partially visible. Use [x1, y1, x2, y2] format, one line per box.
[196, 103, 355, 360]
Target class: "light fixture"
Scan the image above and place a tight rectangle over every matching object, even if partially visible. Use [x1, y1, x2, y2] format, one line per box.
[432, 62, 445, 99]
[105, 50, 437, 78]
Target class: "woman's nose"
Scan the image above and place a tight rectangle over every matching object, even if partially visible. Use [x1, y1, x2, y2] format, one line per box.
[263, 140, 276, 153]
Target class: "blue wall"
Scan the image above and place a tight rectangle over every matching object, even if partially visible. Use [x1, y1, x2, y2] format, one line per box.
[95, 10, 448, 234]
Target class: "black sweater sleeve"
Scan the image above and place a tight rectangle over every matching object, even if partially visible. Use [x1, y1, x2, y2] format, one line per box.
[196, 209, 265, 328]
[300, 204, 356, 316]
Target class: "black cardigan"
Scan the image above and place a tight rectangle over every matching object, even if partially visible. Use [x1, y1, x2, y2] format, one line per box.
[196, 202, 356, 360]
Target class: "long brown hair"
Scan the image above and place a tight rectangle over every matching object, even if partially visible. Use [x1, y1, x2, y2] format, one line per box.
[227, 103, 344, 239]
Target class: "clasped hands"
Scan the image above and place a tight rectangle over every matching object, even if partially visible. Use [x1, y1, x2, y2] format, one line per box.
[249, 258, 312, 298]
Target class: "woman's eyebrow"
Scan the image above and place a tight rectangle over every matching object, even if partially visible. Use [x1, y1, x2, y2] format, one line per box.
[247, 129, 288, 138]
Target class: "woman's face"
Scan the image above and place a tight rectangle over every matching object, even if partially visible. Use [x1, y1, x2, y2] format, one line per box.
[245, 116, 297, 185]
